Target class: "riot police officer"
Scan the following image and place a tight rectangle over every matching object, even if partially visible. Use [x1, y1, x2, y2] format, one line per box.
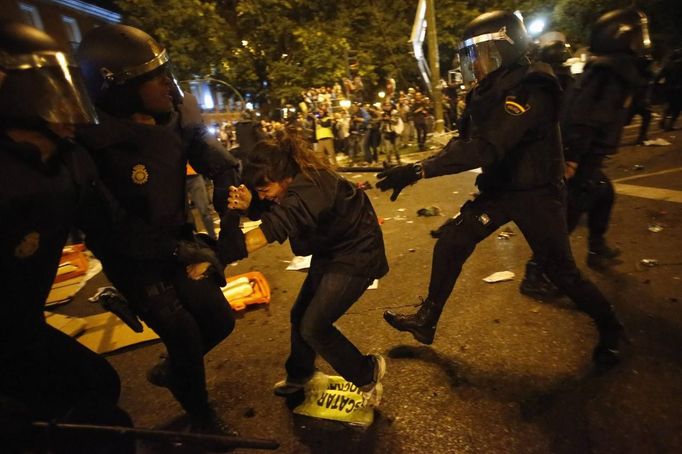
[0, 22, 133, 452]
[562, 8, 650, 270]
[520, 33, 577, 298]
[75, 24, 238, 434]
[521, 10, 652, 297]
[376, 11, 624, 367]
[536, 33, 574, 92]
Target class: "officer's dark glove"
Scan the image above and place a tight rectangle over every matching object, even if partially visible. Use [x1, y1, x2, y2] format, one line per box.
[376, 163, 423, 201]
[174, 240, 226, 286]
[217, 210, 248, 265]
[94, 287, 144, 333]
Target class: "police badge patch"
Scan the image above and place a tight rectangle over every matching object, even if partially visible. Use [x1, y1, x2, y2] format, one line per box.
[131, 164, 149, 185]
[15, 231, 40, 258]
[504, 96, 530, 116]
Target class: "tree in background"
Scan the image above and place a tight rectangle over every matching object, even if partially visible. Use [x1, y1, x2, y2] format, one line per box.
[555, 0, 682, 56]
[114, 0, 680, 107]
[115, 0, 236, 80]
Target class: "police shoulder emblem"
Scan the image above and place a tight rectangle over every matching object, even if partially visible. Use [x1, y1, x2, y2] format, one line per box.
[131, 164, 149, 185]
[504, 96, 531, 116]
[15, 231, 40, 258]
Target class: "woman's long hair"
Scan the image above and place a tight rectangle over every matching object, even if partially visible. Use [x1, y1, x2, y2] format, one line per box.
[241, 127, 335, 188]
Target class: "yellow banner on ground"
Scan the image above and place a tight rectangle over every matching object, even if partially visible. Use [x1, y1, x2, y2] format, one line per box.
[293, 373, 375, 427]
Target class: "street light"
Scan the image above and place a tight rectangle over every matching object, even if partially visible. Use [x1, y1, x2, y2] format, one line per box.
[528, 18, 546, 36]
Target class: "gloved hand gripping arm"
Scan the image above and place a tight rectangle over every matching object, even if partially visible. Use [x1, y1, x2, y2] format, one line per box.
[376, 163, 424, 201]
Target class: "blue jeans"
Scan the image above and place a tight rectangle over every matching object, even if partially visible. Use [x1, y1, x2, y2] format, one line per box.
[186, 175, 217, 240]
[285, 272, 375, 387]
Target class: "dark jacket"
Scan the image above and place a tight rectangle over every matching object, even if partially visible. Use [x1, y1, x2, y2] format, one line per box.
[0, 136, 114, 347]
[254, 170, 388, 278]
[422, 62, 563, 192]
[76, 105, 238, 282]
[563, 54, 641, 164]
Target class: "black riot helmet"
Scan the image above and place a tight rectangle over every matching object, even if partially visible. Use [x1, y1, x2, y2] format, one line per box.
[537, 31, 571, 65]
[0, 22, 97, 126]
[590, 8, 651, 56]
[458, 11, 530, 85]
[76, 24, 182, 117]
[538, 41, 571, 65]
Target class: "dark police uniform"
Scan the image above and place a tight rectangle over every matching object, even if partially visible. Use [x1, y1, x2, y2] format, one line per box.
[0, 136, 132, 450]
[562, 54, 640, 255]
[76, 106, 238, 417]
[406, 62, 621, 358]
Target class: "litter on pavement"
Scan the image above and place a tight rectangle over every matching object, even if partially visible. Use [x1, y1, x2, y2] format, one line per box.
[417, 205, 441, 216]
[642, 138, 672, 146]
[286, 255, 312, 271]
[648, 224, 664, 233]
[497, 228, 516, 240]
[640, 259, 659, 267]
[483, 271, 515, 283]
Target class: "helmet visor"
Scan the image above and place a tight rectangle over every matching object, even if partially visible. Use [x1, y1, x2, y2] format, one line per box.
[0, 51, 97, 124]
[459, 41, 504, 85]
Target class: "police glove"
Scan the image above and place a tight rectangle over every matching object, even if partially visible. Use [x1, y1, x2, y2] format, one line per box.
[94, 287, 144, 333]
[376, 163, 423, 201]
[217, 210, 248, 265]
[174, 240, 226, 286]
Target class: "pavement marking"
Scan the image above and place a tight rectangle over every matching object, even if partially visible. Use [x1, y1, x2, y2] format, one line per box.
[613, 167, 682, 183]
[614, 183, 682, 203]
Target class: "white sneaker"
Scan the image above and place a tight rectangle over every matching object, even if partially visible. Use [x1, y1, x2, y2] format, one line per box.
[361, 382, 384, 407]
[359, 354, 386, 407]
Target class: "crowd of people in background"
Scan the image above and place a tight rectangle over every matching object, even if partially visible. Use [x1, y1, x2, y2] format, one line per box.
[204, 40, 682, 171]
[211, 81, 469, 168]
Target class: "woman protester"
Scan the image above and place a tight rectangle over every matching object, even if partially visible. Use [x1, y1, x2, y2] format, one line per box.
[223, 129, 388, 404]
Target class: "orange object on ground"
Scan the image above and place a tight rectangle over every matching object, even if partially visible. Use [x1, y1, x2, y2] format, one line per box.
[224, 271, 271, 311]
[54, 243, 89, 283]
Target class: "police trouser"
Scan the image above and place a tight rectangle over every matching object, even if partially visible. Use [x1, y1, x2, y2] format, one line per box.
[427, 185, 618, 330]
[1, 325, 134, 453]
[109, 266, 235, 415]
[566, 164, 614, 248]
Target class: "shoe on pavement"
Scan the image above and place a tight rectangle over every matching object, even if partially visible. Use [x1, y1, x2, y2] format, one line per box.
[359, 354, 386, 407]
[189, 405, 239, 437]
[273, 373, 315, 397]
[587, 242, 622, 270]
[146, 355, 172, 389]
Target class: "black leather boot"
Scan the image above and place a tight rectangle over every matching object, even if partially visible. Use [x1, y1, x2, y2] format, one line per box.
[520, 261, 563, 299]
[146, 354, 172, 388]
[189, 405, 239, 436]
[593, 320, 624, 369]
[587, 239, 622, 270]
[383, 298, 444, 345]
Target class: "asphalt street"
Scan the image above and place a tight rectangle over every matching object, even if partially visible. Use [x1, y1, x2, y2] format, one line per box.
[58, 116, 682, 453]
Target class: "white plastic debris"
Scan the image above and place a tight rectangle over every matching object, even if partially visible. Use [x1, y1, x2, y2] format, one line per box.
[286, 255, 312, 271]
[483, 271, 515, 283]
[642, 138, 672, 146]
